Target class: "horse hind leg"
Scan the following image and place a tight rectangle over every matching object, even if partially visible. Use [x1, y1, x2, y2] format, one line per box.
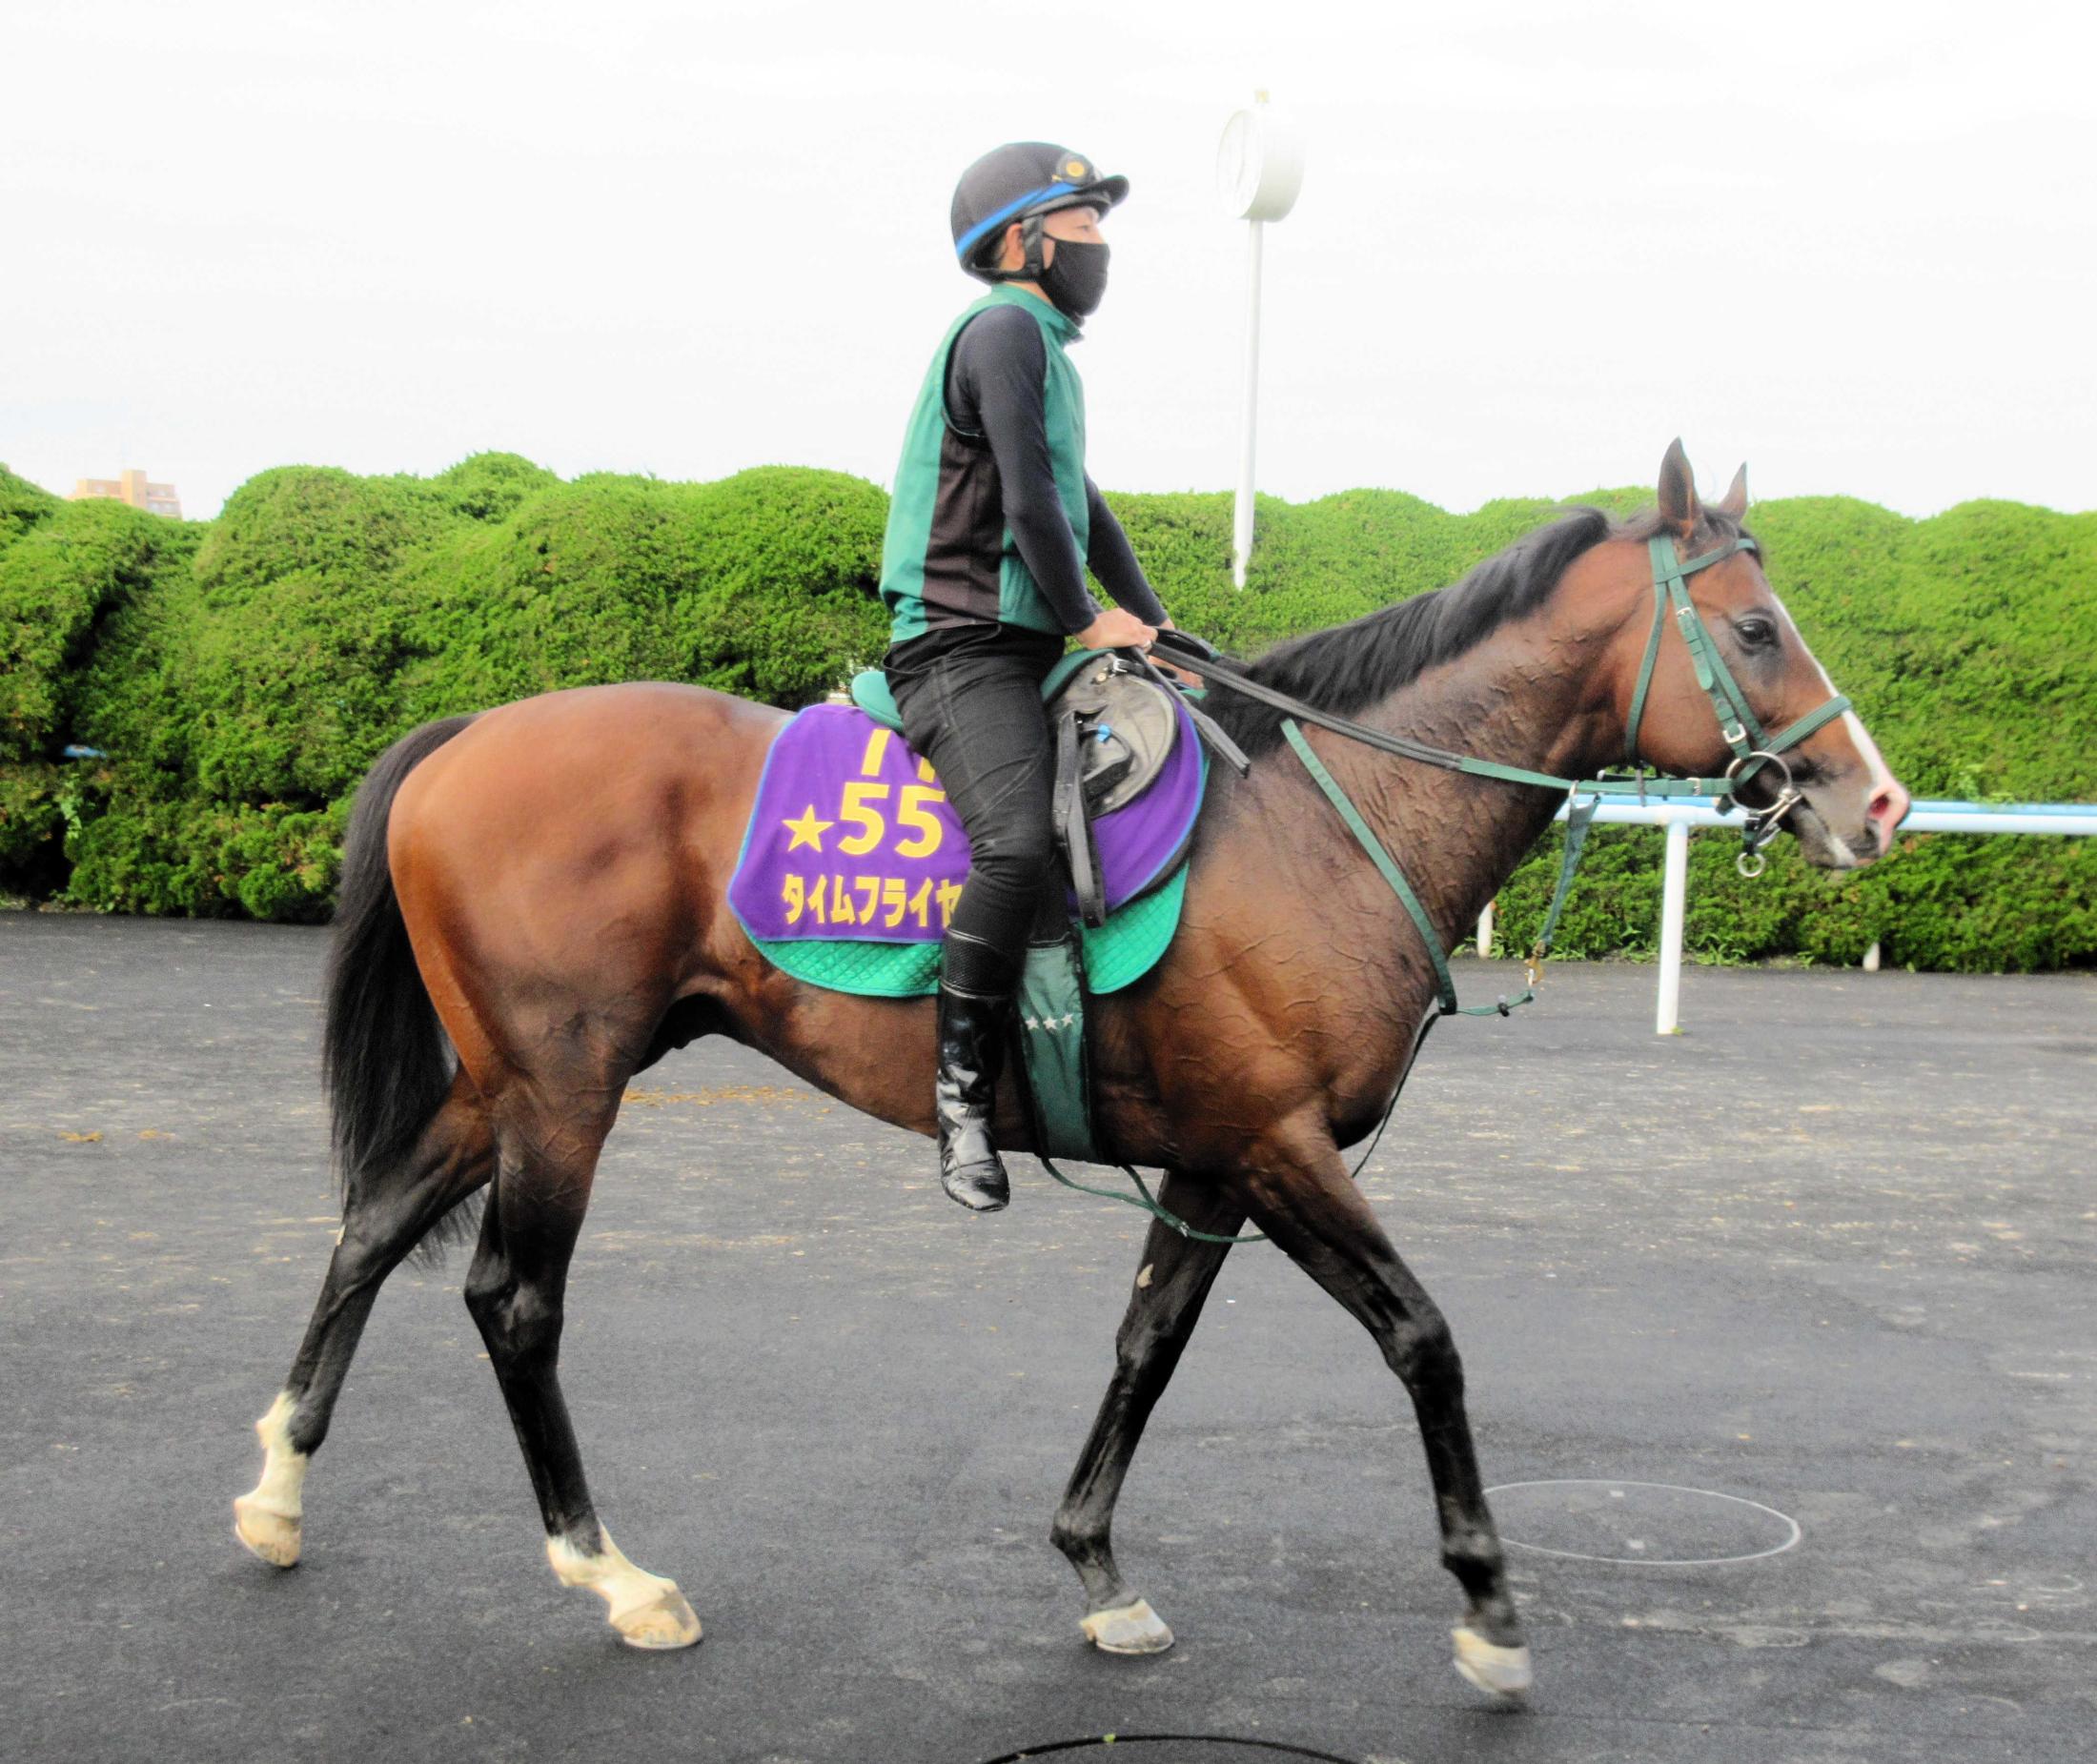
[234, 1077, 495, 1567]
[462, 1094, 700, 1652]
[1051, 1169, 1246, 1655]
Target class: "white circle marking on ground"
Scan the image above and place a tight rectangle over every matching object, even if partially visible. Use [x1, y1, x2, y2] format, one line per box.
[1484, 1478, 1804, 1567]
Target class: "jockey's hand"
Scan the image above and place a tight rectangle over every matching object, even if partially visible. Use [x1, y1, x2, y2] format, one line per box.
[1076, 608, 1156, 652]
[1149, 618, 1204, 689]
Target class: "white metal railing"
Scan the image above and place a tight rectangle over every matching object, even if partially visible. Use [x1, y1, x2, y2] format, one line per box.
[1473, 799, 2097, 1035]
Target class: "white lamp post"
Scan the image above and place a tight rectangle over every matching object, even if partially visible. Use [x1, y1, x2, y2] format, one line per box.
[1217, 92, 1306, 588]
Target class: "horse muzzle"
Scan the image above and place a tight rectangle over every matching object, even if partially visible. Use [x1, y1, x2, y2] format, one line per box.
[1786, 771, 1912, 870]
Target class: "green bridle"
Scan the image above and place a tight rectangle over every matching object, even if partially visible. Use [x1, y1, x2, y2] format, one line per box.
[1048, 530, 1857, 1248]
[1624, 534, 1851, 869]
[1153, 528, 1853, 1018]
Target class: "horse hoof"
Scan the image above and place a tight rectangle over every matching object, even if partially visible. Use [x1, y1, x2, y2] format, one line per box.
[1080, 1598, 1174, 1655]
[613, 1587, 703, 1652]
[1451, 1625, 1532, 1697]
[548, 1531, 702, 1652]
[235, 1393, 306, 1567]
[233, 1494, 302, 1568]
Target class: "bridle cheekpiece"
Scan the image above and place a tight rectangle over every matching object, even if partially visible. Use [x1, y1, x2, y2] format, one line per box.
[1626, 534, 1849, 875]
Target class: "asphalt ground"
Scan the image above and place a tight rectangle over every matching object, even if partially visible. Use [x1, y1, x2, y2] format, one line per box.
[2, 912, 2092, 1764]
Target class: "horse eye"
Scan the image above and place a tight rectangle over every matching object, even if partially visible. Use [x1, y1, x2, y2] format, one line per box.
[1735, 615, 1779, 650]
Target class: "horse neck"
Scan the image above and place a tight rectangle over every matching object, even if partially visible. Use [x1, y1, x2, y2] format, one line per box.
[1313, 612, 1615, 950]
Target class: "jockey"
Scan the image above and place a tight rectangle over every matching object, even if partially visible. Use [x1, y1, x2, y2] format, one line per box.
[881, 141, 1175, 1215]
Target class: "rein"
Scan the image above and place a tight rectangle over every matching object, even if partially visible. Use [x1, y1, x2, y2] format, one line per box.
[1151, 533, 1850, 1013]
[1049, 534, 1847, 1246]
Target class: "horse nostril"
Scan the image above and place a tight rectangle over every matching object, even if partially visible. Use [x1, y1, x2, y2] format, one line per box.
[1866, 784, 1911, 854]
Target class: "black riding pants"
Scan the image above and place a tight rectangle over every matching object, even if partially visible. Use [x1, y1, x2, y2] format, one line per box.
[886, 623, 1064, 998]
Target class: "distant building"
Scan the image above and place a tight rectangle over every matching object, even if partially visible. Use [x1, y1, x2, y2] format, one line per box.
[71, 469, 181, 518]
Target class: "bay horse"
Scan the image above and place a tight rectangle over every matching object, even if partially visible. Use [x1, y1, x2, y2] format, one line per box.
[234, 443, 1908, 1696]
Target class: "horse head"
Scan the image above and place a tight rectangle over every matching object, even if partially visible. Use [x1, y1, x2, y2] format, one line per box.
[1588, 440, 1910, 869]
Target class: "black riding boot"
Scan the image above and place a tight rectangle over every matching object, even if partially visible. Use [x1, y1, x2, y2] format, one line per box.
[935, 930, 1019, 1212]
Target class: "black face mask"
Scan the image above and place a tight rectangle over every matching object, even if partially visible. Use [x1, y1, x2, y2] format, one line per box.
[1040, 237, 1110, 319]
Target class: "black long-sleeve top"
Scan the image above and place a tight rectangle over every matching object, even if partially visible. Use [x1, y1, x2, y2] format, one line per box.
[944, 301, 1170, 635]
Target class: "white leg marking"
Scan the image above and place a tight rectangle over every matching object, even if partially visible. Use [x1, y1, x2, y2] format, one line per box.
[1079, 1597, 1174, 1654]
[233, 1391, 308, 1568]
[548, 1528, 702, 1650]
[1452, 1624, 1534, 1696]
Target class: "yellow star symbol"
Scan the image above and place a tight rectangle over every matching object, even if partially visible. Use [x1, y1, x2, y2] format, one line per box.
[782, 803, 833, 853]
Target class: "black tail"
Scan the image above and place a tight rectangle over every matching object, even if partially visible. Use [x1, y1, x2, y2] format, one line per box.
[321, 716, 477, 1230]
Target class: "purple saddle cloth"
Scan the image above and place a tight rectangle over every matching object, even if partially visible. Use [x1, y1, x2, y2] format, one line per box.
[729, 699, 1203, 944]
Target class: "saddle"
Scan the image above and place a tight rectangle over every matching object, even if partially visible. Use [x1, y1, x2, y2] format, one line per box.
[830, 652, 1249, 1166]
[847, 649, 1247, 927]
[1047, 655, 1187, 928]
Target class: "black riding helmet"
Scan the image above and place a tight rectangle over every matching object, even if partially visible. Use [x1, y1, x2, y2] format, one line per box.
[950, 142, 1129, 283]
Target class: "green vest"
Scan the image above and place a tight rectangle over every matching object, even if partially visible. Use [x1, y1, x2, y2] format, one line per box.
[879, 287, 1089, 643]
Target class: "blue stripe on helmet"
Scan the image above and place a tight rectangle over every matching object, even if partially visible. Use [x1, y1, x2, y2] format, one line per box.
[954, 184, 1069, 260]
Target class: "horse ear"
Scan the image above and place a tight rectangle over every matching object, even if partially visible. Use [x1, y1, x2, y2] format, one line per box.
[1715, 463, 1748, 520]
[1657, 438, 1700, 537]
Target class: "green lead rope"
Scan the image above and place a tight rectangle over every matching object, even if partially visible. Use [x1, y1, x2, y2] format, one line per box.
[1036, 1036, 1420, 1247]
[1033, 556, 1843, 1241]
[1031, 710, 1603, 1246]
[1283, 719, 1598, 1019]
[1048, 541, 1857, 1247]
[1034, 1154, 1268, 1246]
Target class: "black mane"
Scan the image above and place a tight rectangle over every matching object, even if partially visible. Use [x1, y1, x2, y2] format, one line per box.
[1203, 504, 1746, 757]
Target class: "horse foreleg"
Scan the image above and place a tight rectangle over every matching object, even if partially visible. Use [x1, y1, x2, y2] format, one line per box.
[1244, 1122, 1532, 1699]
[1050, 1169, 1245, 1655]
[235, 1080, 494, 1568]
[462, 1117, 700, 1652]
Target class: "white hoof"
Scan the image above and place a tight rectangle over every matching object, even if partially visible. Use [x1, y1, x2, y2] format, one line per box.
[548, 1529, 702, 1652]
[612, 1585, 703, 1652]
[1452, 1625, 1533, 1697]
[234, 1393, 307, 1569]
[233, 1494, 303, 1568]
[1080, 1597, 1174, 1655]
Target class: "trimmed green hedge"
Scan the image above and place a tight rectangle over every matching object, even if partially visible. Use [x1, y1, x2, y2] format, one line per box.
[0, 454, 2089, 969]
[0, 479, 202, 895]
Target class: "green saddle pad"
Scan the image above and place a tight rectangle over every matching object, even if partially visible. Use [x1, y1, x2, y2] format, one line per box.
[747, 860, 1189, 999]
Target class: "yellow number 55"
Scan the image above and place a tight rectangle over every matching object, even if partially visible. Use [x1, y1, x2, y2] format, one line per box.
[837, 781, 889, 855]
[893, 783, 946, 858]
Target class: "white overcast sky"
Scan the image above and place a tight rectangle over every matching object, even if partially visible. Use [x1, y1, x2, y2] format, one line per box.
[6, 0, 2091, 521]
